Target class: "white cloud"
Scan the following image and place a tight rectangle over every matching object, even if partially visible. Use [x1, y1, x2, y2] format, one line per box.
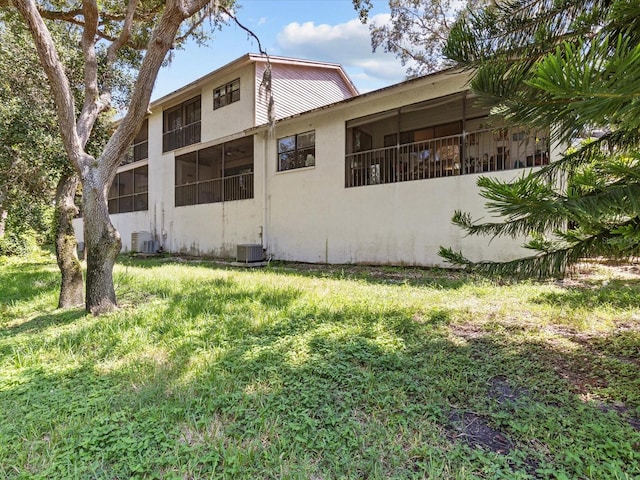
[275, 14, 407, 91]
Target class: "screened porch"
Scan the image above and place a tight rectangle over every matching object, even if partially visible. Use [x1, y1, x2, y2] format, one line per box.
[345, 94, 549, 188]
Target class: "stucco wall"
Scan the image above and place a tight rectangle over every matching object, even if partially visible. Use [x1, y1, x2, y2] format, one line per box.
[200, 67, 256, 141]
[73, 67, 553, 266]
[261, 115, 528, 266]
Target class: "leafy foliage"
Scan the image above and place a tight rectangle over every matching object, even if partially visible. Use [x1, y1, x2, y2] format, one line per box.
[0, 14, 114, 252]
[440, 0, 640, 278]
[0, 18, 64, 242]
[355, 0, 485, 77]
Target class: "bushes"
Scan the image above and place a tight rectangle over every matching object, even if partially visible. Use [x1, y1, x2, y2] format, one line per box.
[0, 202, 54, 257]
[0, 229, 41, 256]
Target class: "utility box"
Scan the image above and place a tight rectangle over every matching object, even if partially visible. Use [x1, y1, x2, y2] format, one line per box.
[76, 241, 85, 260]
[236, 244, 264, 263]
[142, 240, 159, 254]
[131, 231, 153, 253]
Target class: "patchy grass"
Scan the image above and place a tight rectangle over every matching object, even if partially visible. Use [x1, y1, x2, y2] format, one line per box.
[0, 253, 639, 479]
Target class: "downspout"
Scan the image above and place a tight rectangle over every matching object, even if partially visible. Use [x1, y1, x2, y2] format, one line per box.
[262, 130, 269, 254]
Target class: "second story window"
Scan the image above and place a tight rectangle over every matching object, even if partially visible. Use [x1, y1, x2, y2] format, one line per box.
[213, 79, 240, 110]
[108, 165, 148, 214]
[122, 119, 149, 165]
[278, 131, 316, 172]
[163, 96, 201, 152]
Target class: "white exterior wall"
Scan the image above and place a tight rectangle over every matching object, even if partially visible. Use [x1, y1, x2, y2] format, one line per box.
[166, 200, 262, 257]
[262, 73, 537, 266]
[267, 138, 529, 265]
[141, 63, 264, 257]
[201, 67, 256, 141]
[255, 62, 357, 124]
[73, 61, 264, 255]
[72, 62, 554, 266]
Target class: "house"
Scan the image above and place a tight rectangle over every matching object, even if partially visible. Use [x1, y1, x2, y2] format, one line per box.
[73, 54, 553, 266]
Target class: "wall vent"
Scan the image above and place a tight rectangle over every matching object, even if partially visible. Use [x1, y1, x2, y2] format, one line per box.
[131, 231, 153, 252]
[236, 244, 264, 263]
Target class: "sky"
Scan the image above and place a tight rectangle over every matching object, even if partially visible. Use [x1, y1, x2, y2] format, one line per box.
[152, 0, 408, 101]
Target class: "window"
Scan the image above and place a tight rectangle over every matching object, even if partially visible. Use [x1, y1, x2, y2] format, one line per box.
[108, 165, 148, 214]
[123, 119, 149, 165]
[162, 96, 201, 152]
[278, 131, 316, 172]
[175, 136, 254, 206]
[213, 79, 240, 110]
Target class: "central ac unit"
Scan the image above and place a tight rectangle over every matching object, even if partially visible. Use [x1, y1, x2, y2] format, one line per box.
[237, 244, 264, 263]
[131, 231, 153, 252]
[142, 240, 159, 254]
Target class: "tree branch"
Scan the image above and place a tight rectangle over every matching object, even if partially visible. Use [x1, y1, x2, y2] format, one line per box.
[101, 0, 210, 181]
[13, 0, 85, 171]
[219, 6, 267, 55]
[76, 0, 105, 147]
[106, 0, 139, 64]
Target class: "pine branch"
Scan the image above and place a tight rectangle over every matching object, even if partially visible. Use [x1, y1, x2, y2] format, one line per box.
[439, 223, 637, 279]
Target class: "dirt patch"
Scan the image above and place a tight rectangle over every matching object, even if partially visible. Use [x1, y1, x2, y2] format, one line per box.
[449, 323, 486, 340]
[596, 403, 640, 432]
[448, 411, 513, 454]
[488, 376, 531, 408]
[564, 260, 640, 282]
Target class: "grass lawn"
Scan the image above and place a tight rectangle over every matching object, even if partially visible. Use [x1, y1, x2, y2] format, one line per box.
[0, 251, 639, 479]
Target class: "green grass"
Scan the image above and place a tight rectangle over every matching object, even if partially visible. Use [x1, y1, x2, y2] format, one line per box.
[1, 252, 639, 479]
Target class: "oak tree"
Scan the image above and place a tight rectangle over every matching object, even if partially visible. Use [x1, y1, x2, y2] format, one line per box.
[355, 0, 483, 77]
[7, 0, 235, 314]
[0, 16, 93, 307]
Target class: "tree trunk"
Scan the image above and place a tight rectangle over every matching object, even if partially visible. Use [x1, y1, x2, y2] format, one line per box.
[83, 174, 122, 315]
[54, 174, 84, 308]
[0, 208, 6, 238]
[0, 189, 6, 238]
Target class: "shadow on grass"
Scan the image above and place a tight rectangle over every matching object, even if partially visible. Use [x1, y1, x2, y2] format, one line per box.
[0, 263, 59, 306]
[0, 308, 86, 338]
[1, 267, 639, 479]
[154, 275, 303, 320]
[533, 280, 640, 310]
[118, 255, 478, 290]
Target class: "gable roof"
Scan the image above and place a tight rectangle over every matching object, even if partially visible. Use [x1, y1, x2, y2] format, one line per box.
[247, 66, 473, 133]
[149, 53, 359, 110]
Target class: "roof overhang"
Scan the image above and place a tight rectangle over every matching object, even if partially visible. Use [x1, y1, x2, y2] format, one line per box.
[247, 67, 475, 135]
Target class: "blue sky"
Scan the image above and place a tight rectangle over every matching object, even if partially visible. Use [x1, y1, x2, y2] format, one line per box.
[152, 0, 407, 100]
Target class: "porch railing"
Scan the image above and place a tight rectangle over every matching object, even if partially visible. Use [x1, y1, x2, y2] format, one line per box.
[345, 128, 549, 188]
[122, 140, 149, 165]
[175, 172, 254, 207]
[163, 121, 201, 152]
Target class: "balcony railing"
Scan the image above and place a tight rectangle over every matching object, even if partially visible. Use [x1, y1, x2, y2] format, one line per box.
[163, 121, 201, 152]
[345, 128, 549, 188]
[175, 172, 254, 207]
[122, 140, 149, 165]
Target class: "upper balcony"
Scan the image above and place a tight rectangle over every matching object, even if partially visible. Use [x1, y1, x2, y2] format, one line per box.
[344, 96, 549, 188]
[346, 127, 549, 188]
[121, 118, 149, 166]
[163, 96, 201, 153]
[162, 121, 202, 152]
[122, 139, 149, 166]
